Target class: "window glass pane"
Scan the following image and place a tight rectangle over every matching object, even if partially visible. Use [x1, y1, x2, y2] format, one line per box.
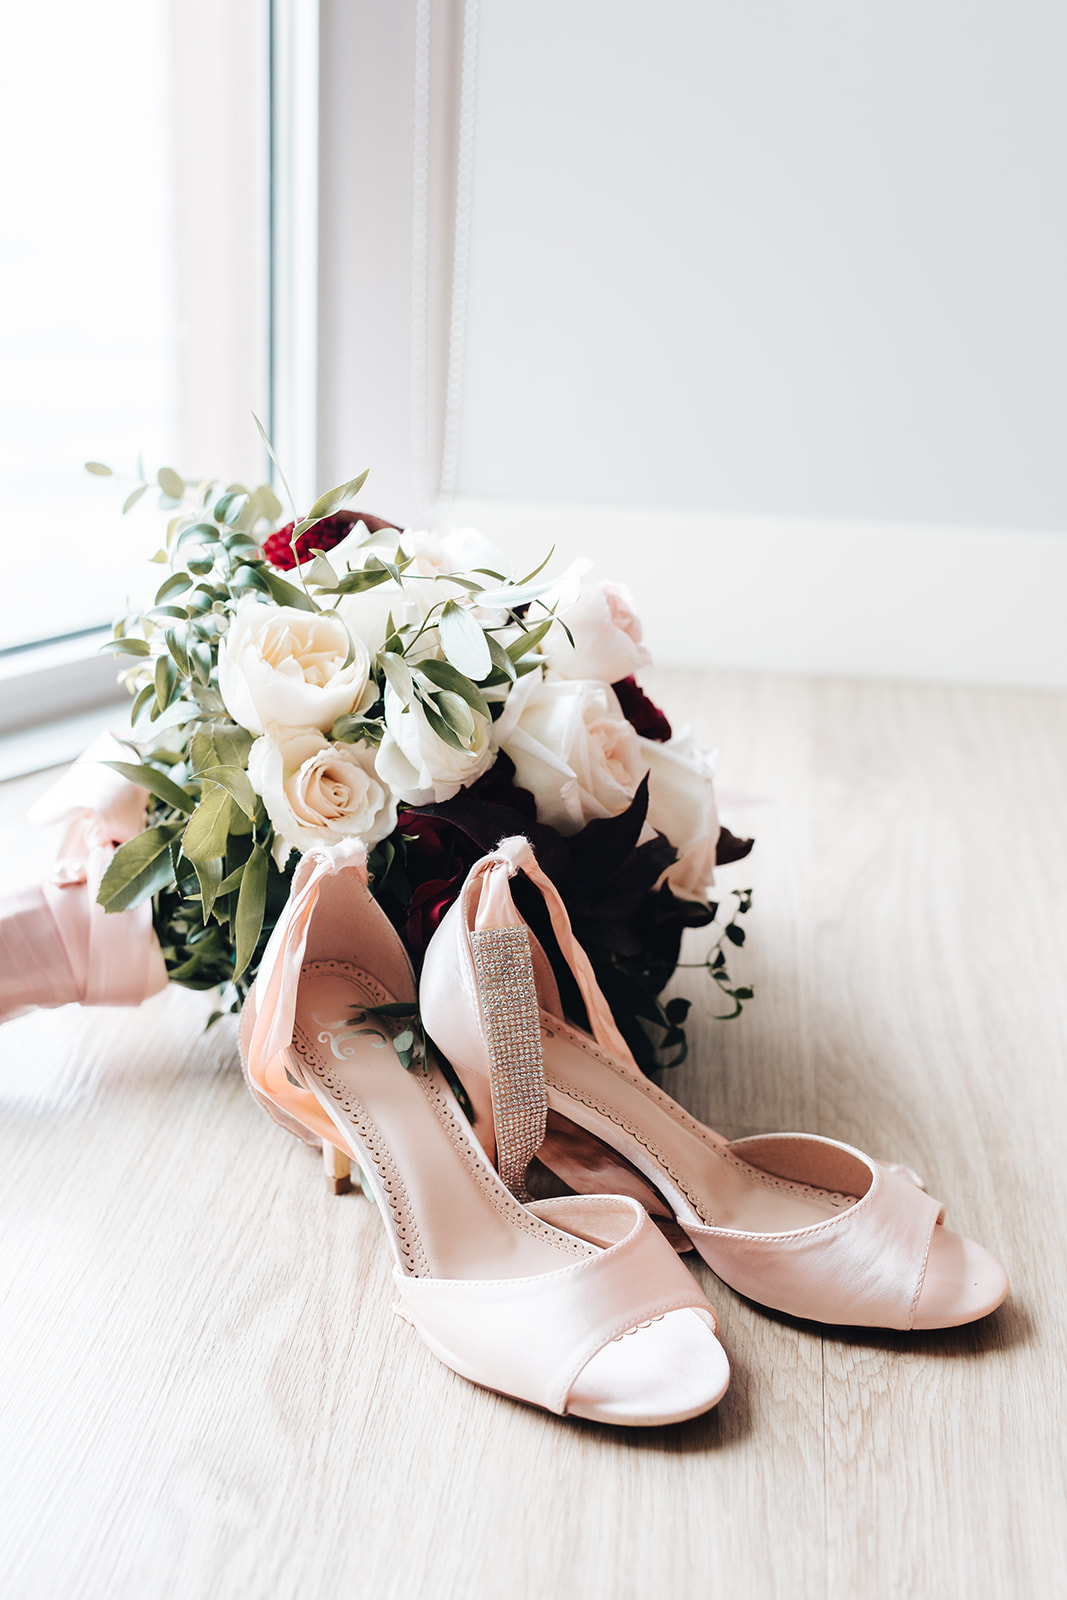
[0, 0, 174, 650]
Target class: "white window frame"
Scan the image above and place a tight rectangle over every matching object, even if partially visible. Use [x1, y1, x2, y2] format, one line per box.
[1, 0, 273, 774]
[2, 0, 473, 776]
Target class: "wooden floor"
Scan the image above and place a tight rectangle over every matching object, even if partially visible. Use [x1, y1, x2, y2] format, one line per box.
[1, 669, 1065, 1600]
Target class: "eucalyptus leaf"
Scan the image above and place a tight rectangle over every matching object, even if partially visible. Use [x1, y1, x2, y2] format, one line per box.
[155, 652, 178, 711]
[157, 466, 185, 499]
[102, 760, 195, 814]
[230, 563, 272, 594]
[130, 681, 156, 724]
[97, 824, 179, 912]
[165, 626, 190, 676]
[100, 636, 150, 657]
[438, 600, 491, 680]
[233, 844, 268, 979]
[121, 484, 148, 515]
[177, 522, 222, 553]
[182, 786, 234, 862]
[85, 461, 112, 476]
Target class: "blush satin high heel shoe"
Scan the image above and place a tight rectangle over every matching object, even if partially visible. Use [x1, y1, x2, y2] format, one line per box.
[238, 839, 730, 1425]
[420, 837, 1009, 1332]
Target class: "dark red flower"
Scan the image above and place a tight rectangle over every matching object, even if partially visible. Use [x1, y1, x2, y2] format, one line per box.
[405, 874, 464, 958]
[262, 510, 403, 571]
[611, 675, 672, 742]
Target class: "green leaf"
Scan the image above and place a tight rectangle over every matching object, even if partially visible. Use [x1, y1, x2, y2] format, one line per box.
[307, 468, 369, 521]
[420, 700, 465, 752]
[102, 760, 195, 814]
[165, 626, 190, 676]
[198, 764, 257, 819]
[218, 492, 249, 527]
[515, 546, 556, 588]
[253, 482, 284, 522]
[260, 567, 318, 612]
[122, 484, 148, 515]
[252, 411, 297, 516]
[85, 461, 112, 476]
[130, 681, 156, 725]
[330, 714, 383, 744]
[433, 689, 476, 742]
[192, 854, 223, 922]
[154, 652, 178, 711]
[725, 923, 746, 947]
[414, 658, 490, 719]
[182, 786, 234, 862]
[100, 636, 150, 657]
[97, 824, 179, 912]
[233, 844, 269, 979]
[177, 522, 222, 554]
[211, 724, 253, 769]
[439, 600, 491, 680]
[305, 553, 339, 587]
[230, 563, 273, 595]
[380, 651, 414, 705]
[485, 635, 517, 682]
[324, 566, 394, 596]
[506, 615, 554, 661]
[157, 466, 185, 499]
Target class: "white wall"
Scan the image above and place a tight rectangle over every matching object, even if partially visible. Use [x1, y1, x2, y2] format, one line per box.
[317, 1, 1067, 685]
[459, 0, 1067, 531]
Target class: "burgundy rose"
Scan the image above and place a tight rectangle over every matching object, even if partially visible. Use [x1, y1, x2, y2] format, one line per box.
[611, 676, 672, 742]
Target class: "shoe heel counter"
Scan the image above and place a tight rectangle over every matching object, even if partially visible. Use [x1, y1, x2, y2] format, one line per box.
[420, 897, 499, 1164]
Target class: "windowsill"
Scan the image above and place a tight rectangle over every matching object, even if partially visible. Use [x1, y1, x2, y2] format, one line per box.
[0, 631, 129, 780]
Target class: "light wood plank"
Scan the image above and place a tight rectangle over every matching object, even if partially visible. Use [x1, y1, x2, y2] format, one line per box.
[1, 674, 1064, 1599]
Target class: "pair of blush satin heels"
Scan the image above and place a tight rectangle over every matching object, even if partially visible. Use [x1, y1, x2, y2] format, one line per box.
[239, 835, 1008, 1428]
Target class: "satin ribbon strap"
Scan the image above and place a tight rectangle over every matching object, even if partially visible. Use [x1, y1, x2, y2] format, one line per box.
[477, 836, 640, 1074]
[0, 734, 169, 1019]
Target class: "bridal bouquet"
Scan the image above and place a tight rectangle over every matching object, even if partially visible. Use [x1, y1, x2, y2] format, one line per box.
[86, 453, 752, 1073]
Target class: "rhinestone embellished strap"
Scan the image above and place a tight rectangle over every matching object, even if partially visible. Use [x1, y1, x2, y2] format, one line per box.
[470, 925, 547, 1202]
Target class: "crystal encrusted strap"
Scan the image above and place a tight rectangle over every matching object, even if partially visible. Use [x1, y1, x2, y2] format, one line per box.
[469, 924, 547, 1202]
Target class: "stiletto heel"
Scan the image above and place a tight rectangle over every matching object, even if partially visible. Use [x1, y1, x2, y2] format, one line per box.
[239, 839, 730, 1424]
[323, 1142, 353, 1195]
[421, 836, 1009, 1332]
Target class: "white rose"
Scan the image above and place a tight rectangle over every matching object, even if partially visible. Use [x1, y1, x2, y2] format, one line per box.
[218, 597, 374, 735]
[376, 684, 494, 804]
[498, 676, 646, 834]
[544, 580, 652, 683]
[641, 731, 720, 902]
[249, 727, 397, 865]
